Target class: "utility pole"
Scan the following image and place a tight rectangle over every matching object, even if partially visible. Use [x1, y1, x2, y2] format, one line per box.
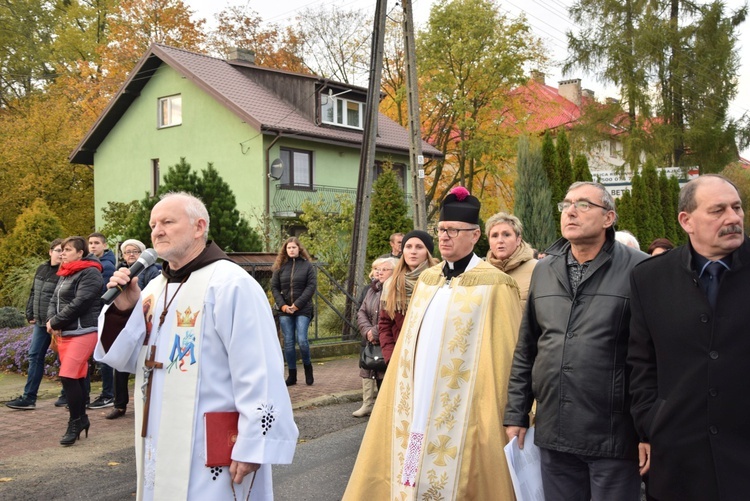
[343, 0, 388, 338]
[402, 0, 427, 229]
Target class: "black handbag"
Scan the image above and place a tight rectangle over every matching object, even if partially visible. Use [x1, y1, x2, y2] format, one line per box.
[359, 342, 387, 372]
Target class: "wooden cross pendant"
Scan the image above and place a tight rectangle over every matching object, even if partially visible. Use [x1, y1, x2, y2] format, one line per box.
[141, 344, 163, 438]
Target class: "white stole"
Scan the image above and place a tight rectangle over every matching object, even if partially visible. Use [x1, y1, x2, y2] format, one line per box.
[134, 263, 216, 501]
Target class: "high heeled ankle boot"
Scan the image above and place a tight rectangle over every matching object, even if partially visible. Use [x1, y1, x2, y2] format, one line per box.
[285, 369, 297, 386]
[304, 364, 314, 386]
[60, 417, 84, 446]
[81, 414, 90, 438]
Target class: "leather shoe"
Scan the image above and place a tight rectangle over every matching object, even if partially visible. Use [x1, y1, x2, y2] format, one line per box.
[105, 408, 126, 420]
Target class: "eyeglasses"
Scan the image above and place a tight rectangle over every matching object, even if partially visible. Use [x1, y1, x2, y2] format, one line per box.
[123, 250, 142, 256]
[51, 248, 63, 253]
[557, 200, 610, 213]
[435, 227, 476, 238]
[377, 268, 394, 273]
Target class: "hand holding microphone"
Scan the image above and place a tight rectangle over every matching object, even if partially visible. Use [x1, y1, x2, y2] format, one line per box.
[102, 248, 158, 306]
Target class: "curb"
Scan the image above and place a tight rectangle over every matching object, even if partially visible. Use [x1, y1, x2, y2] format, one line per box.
[292, 389, 361, 410]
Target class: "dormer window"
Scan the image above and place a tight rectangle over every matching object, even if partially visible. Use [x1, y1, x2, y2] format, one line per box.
[321, 93, 363, 130]
[158, 95, 182, 128]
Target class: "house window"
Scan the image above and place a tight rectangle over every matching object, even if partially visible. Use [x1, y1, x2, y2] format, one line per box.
[609, 139, 618, 158]
[158, 95, 182, 128]
[375, 161, 406, 190]
[280, 148, 313, 189]
[320, 94, 363, 130]
[150, 159, 160, 196]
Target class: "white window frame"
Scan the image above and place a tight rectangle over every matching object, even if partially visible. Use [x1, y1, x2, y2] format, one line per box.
[320, 94, 364, 130]
[158, 95, 182, 128]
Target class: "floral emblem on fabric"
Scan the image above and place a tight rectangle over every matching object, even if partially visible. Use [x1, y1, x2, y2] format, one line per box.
[434, 393, 461, 430]
[258, 403, 276, 436]
[210, 466, 223, 481]
[397, 381, 412, 415]
[424, 469, 449, 500]
[144, 437, 157, 489]
[448, 318, 473, 355]
[427, 435, 457, 467]
[167, 330, 197, 372]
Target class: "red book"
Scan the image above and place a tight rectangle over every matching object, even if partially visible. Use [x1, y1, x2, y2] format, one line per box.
[204, 411, 240, 467]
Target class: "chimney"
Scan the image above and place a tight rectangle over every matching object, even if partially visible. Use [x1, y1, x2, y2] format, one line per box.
[530, 70, 545, 85]
[228, 47, 256, 64]
[582, 88, 595, 100]
[558, 78, 582, 107]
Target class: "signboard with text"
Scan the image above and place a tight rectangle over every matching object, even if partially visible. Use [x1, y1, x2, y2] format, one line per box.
[596, 167, 697, 198]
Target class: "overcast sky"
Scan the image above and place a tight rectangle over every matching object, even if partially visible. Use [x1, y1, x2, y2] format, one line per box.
[183, 0, 750, 159]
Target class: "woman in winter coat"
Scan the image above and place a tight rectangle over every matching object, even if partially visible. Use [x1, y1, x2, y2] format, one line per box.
[271, 237, 317, 386]
[47, 236, 103, 446]
[353, 257, 397, 417]
[485, 212, 538, 310]
[378, 231, 438, 364]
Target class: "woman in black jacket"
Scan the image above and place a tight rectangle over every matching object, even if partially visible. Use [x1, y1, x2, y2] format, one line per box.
[47, 236, 103, 446]
[271, 237, 317, 386]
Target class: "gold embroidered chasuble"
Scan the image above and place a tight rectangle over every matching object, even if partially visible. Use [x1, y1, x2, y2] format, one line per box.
[343, 260, 522, 500]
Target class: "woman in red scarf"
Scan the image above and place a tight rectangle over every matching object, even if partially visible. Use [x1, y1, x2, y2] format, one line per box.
[47, 236, 103, 446]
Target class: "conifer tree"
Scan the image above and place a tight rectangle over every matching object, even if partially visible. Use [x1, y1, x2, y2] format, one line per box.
[615, 190, 636, 236]
[514, 136, 557, 251]
[556, 129, 574, 196]
[121, 159, 261, 251]
[541, 130, 559, 203]
[658, 170, 677, 244]
[642, 162, 665, 247]
[572, 154, 593, 182]
[669, 176, 685, 245]
[198, 163, 261, 252]
[367, 164, 413, 263]
[629, 169, 649, 245]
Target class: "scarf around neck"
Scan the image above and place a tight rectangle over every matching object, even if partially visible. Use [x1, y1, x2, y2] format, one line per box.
[487, 240, 534, 273]
[57, 258, 102, 277]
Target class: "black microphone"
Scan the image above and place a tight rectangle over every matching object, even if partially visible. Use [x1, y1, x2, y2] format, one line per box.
[102, 248, 159, 305]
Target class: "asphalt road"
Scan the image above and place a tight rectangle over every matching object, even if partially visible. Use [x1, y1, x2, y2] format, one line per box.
[0, 400, 368, 500]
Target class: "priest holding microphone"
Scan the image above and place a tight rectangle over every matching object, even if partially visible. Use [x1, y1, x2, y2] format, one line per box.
[96, 192, 297, 500]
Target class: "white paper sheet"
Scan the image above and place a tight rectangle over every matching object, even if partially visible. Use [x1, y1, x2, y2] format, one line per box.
[503, 427, 545, 501]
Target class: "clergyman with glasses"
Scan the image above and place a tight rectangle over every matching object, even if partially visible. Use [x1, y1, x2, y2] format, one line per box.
[345, 187, 522, 500]
[104, 239, 163, 420]
[504, 181, 650, 501]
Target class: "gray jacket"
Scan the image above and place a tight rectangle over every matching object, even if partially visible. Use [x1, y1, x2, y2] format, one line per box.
[504, 228, 647, 459]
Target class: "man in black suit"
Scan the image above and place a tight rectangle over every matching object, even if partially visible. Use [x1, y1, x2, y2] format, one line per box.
[628, 174, 750, 500]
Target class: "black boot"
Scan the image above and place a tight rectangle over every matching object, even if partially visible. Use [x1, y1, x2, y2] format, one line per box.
[304, 364, 314, 386]
[285, 369, 297, 386]
[80, 414, 90, 438]
[60, 417, 84, 446]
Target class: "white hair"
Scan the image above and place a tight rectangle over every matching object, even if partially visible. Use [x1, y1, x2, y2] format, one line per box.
[160, 192, 210, 241]
[615, 230, 640, 249]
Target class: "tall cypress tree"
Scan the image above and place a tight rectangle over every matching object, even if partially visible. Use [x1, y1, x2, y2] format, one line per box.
[541, 130, 559, 203]
[642, 162, 665, 246]
[658, 169, 677, 244]
[514, 136, 557, 251]
[572, 154, 593, 182]
[616, 190, 636, 236]
[629, 169, 649, 244]
[367, 164, 413, 263]
[556, 129, 574, 197]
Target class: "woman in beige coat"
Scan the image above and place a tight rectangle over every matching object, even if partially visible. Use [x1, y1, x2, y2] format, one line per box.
[485, 212, 538, 310]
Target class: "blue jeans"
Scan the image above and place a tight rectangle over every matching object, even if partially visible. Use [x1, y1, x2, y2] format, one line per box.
[279, 315, 312, 370]
[23, 324, 51, 402]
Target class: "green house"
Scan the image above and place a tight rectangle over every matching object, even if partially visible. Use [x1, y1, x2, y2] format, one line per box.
[70, 44, 441, 232]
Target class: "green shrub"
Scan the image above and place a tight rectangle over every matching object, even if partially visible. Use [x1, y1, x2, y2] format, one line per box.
[0, 307, 27, 328]
[316, 293, 347, 336]
[0, 258, 39, 309]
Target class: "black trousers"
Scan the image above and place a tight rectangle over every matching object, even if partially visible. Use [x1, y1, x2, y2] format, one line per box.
[113, 370, 131, 409]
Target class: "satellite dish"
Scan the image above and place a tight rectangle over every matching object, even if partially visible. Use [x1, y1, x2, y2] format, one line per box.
[270, 158, 284, 180]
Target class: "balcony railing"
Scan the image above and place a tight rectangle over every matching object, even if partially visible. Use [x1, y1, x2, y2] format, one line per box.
[272, 183, 413, 218]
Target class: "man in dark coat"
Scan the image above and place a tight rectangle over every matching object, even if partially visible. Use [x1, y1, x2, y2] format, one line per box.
[504, 181, 649, 501]
[628, 174, 750, 500]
